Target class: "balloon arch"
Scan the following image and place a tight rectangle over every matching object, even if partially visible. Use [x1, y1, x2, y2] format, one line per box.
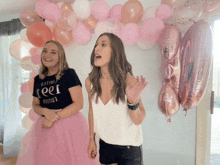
[10, 0, 216, 126]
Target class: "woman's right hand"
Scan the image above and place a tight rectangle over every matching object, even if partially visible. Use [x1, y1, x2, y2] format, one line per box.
[88, 139, 97, 159]
[43, 109, 60, 122]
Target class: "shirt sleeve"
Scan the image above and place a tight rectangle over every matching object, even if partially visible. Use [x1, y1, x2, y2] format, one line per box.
[66, 69, 82, 88]
[32, 76, 38, 97]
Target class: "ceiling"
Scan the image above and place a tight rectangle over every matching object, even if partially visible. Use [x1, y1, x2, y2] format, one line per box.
[0, 0, 76, 17]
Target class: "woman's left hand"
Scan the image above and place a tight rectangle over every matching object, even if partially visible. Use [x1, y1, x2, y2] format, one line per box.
[126, 75, 148, 104]
[41, 119, 54, 129]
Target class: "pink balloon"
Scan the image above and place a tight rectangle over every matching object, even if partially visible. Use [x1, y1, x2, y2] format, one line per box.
[141, 17, 165, 42]
[19, 93, 33, 108]
[35, 0, 50, 18]
[158, 83, 180, 117]
[91, 0, 110, 22]
[29, 108, 39, 121]
[29, 47, 38, 56]
[31, 54, 41, 65]
[42, 3, 62, 22]
[157, 24, 181, 118]
[179, 20, 213, 113]
[155, 4, 173, 21]
[72, 21, 91, 44]
[122, 23, 140, 45]
[110, 4, 123, 22]
[30, 70, 39, 78]
[112, 21, 123, 39]
[21, 82, 30, 93]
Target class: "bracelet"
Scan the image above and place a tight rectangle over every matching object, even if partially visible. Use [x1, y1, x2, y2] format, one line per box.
[127, 100, 139, 111]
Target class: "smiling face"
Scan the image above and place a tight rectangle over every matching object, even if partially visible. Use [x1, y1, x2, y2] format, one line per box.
[41, 43, 60, 70]
[94, 35, 112, 67]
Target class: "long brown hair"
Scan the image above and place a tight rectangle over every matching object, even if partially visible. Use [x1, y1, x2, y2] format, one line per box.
[39, 40, 69, 81]
[89, 33, 133, 104]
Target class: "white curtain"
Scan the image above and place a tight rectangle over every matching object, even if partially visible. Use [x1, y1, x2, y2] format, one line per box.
[0, 18, 28, 158]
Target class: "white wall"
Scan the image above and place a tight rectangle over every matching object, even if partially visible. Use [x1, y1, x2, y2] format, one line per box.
[64, 0, 196, 164]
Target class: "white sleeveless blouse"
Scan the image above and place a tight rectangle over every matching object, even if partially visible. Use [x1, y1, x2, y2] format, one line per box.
[92, 94, 143, 146]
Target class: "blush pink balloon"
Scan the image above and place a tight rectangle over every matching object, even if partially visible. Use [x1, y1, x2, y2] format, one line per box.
[29, 47, 38, 56]
[31, 54, 41, 65]
[122, 23, 140, 45]
[19, 93, 33, 108]
[179, 20, 213, 113]
[91, 0, 111, 22]
[155, 4, 173, 21]
[110, 4, 123, 22]
[21, 82, 30, 93]
[29, 108, 39, 121]
[112, 21, 123, 40]
[72, 21, 91, 44]
[158, 83, 180, 117]
[35, 0, 50, 18]
[42, 3, 62, 22]
[141, 17, 165, 42]
[19, 9, 42, 27]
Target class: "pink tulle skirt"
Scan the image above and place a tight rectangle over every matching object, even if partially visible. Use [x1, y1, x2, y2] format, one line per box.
[16, 112, 100, 165]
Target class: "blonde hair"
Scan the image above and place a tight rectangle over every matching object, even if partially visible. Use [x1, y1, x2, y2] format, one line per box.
[39, 40, 69, 81]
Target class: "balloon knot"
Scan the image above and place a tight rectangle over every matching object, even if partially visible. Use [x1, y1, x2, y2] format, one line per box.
[184, 109, 188, 116]
[167, 118, 171, 123]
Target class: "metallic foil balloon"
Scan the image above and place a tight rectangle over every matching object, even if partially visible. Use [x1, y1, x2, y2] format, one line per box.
[158, 83, 180, 117]
[158, 24, 181, 95]
[165, 0, 203, 31]
[179, 20, 213, 112]
[157, 24, 181, 118]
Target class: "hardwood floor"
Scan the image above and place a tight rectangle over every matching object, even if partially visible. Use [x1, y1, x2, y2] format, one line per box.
[0, 144, 17, 165]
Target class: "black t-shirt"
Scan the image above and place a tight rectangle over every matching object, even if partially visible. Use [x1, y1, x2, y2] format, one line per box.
[33, 68, 82, 110]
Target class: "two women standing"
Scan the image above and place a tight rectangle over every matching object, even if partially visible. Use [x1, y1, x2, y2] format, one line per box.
[16, 33, 147, 165]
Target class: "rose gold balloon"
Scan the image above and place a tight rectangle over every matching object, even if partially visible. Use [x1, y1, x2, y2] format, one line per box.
[157, 24, 181, 117]
[84, 16, 97, 30]
[61, 3, 73, 12]
[179, 20, 213, 112]
[19, 9, 42, 27]
[53, 26, 73, 45]
[157, 24, 181, 95]
[158, 83, 180, 117]
[56, 10, 77, 31]
[121, 0, 144, 24]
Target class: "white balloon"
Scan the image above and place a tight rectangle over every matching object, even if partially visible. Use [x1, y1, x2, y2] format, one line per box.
[141, 6, 157, 22]
[21, 115, 33, 130]
[20, 28, 28, 40]
[73, 0, 91, 20]
[136, 38, 156, 50]
[95, 21, 113, 37]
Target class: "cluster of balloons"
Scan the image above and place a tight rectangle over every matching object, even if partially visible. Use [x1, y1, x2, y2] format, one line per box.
[14, 0, 174, 52]
[157, 20, 213, 122]
[10, 0, 218, 126]
[161, 0, 220, 31]
[19, 70, 39, 129]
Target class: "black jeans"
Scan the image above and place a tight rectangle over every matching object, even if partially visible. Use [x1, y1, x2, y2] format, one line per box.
[99, 138, 143, 165]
